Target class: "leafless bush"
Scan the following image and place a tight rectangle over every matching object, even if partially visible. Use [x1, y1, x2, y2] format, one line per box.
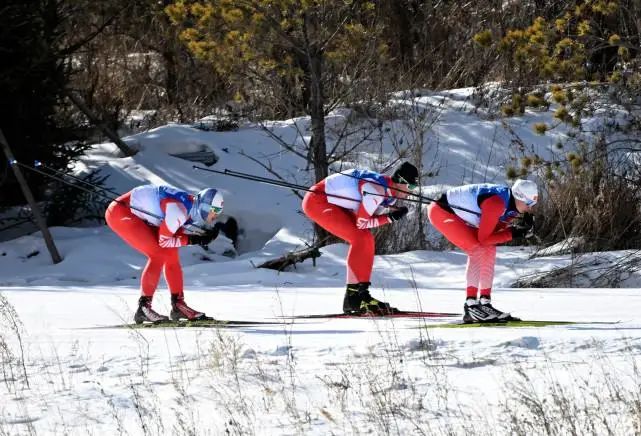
[536, 155, 641, 252]
[499, 81, 641, 253]
[374, 202, 428, 255]
[514, 250, 641, 288]
[207, 330, 258, 435]
[0, 293, 28, 391]
[501, 344, 641, 435]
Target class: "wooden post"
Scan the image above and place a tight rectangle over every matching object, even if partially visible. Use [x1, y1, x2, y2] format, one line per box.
[0, 128, 63, 264]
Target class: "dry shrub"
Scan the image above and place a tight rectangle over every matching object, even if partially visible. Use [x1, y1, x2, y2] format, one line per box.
[374, 202, 428, 255]
[535, 158, 641, 251]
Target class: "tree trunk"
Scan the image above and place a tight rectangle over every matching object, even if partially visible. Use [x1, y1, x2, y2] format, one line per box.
[391, 1, 415, 68]
[163, 49, 178, 106]
[0, 128, 62, 264]
[309, 51, 329, 243]
[306, 42, 329, 242]
[257, 244, 322, 271]
[308, 46, 328, 183]
[65, 90, 137, 157]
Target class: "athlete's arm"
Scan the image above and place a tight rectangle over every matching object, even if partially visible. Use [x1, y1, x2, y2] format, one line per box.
[158, 200, 190, 248]
[355, 182, 392, 229]
[477, 195, 513, 245]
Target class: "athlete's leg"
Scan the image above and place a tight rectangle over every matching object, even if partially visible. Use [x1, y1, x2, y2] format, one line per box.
[478, 245, 497, 298]
[162, 248, 183, 296]
[427, 203, 481, 253]
[429, 203, 487, 299]
[465, 246, 484, 299]
[303, 190, 374, 283]
[106, 195, 165, 297]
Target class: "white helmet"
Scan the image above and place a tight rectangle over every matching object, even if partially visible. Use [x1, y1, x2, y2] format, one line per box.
[190, 188, 224, 224]
[511, 179, 538, 206]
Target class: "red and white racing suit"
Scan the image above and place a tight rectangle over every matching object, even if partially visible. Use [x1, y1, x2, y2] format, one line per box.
[302, 169, 397, 284]
[427, 183, 518, 300]
[105, 185, 194, 297]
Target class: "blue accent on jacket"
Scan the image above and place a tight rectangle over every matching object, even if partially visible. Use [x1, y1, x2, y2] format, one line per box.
[350, 169, 395, 207]
[157, 186, 194, 222]
[475, 184, 518, 222]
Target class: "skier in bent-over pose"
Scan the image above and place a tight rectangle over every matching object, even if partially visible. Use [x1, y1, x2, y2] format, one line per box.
[427, 179, 538, 323]
[302, 162, 419, 315]
[105, 184, 224, 323]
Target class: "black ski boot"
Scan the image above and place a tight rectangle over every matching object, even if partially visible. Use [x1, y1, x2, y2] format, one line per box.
[342, 284, 362, 313]
[134, 296, 169, 324]
[342, 282, 396, 315]
[170, 294, 211, 321]
[479, 297, 511, 321]
[463, 297, 499, 323]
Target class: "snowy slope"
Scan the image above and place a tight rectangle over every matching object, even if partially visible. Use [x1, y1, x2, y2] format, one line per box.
[1, 87, 640, 435]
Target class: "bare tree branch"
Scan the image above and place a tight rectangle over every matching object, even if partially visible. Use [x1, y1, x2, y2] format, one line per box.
[237, 150, 304, 200]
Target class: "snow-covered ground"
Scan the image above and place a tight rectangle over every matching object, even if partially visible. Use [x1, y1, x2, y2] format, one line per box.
[1, 87, 641, 435]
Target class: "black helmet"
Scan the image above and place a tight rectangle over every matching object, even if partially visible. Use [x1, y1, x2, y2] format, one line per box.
[392, 162, 419, 185]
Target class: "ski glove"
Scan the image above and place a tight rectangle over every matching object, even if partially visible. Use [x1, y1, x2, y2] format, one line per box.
[511, 214, 535, 240]
[188, 225, 220, 247]
[387, 206, 409, 222]
[510, 226, 531, 239]
[520, 212, 535, 231]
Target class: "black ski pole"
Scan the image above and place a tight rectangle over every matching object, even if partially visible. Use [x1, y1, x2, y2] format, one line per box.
[223, 166, 426, 207]
[331, 167, 482, 216]
[193, 165, 428, 207]
[15, 160, 119, 204]
[15, 160, 211, 232]
[34, 160, 121, 197]
[31, 161, 185, 227]
[193, 165, 311, 191]
[195, 165, 405, 206]
[194, 165, 360, 201]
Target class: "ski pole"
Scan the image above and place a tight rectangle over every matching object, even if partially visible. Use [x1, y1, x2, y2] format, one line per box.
[14, 160, 119, 204]
[34, 160, 121, 197]
[331, 167, 482, 216]
[223, 166, 429, 207]
[195, 165, 375, 205]
[15, 160, 211, 232]
[193, 165, 313, 191]
[30, 161, 179, 226]
[224, 166, 473, 214]
[223, 168, 405, 205]
[224, 168, 312, 192]
[193, 165, 427, 207]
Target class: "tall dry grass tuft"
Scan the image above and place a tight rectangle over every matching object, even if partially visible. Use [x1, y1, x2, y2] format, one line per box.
[501, 342, 641, 435]
[536, 166, 641, 252]
[0, 293, 28, 391]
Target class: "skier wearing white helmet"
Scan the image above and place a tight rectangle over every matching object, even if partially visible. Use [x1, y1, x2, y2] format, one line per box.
[427, 179, 538, 323]
[510, 179, 539, 207]
[105, 184, 224, 323]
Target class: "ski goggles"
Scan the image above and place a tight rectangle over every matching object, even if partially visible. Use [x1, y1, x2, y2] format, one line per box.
[198, 203, 223, 220]
[524, 196, 538, 207]
[397, 175, 418, 192]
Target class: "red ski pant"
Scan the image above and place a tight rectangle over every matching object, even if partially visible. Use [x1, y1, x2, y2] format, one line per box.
[427, 203, 496, 298]
[105, 193, 183, 297]
[302, 183, 374, 284]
